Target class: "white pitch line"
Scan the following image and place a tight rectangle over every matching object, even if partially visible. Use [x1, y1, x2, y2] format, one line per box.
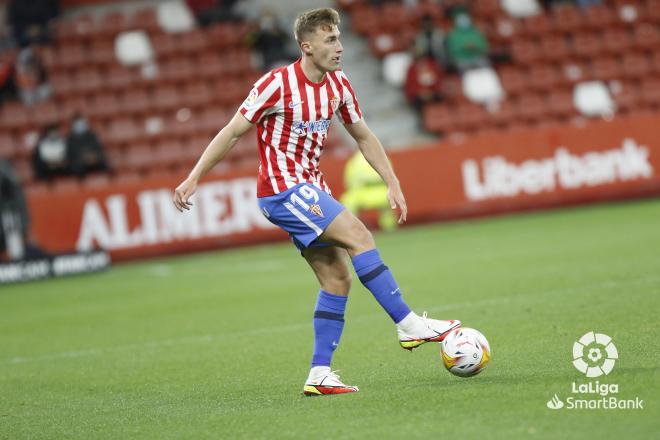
[2, 275, 657, 366]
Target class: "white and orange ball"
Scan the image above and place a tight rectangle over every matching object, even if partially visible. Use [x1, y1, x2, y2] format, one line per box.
[441, 327, 491, 377]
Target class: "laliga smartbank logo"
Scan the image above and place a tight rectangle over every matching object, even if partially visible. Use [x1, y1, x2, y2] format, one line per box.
[546, 332, 644, 410]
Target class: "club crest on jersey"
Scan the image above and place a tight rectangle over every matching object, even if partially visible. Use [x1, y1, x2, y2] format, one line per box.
[330, 96, 340, 112]
[310, 204, 324, 218]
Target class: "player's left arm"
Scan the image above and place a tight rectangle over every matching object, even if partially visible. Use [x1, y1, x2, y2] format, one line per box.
[343, 120, 407, 224]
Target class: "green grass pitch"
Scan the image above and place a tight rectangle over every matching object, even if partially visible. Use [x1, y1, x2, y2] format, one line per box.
[1, 199, 659, 439]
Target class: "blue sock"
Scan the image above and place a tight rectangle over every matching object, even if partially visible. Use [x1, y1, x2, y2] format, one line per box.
[352, 249, 411, 323]
[311, 290, 348, 367]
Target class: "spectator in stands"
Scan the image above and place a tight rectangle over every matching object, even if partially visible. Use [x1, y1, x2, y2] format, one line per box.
[32, 124, 69, 181]
[8, 0, 59, 47]
[0, 54, 16, 104]
[66, 114, 109, 178]
[445, 8, 490, 73]
[413, 15, 446, 68]
[186, 0, 239, 26]
[404, 53, 444, 112]
[249, 9, 296, 70]
[14, 47, 49, 107]
[0, 159, 49, 261]
[575, 0, 602, 8]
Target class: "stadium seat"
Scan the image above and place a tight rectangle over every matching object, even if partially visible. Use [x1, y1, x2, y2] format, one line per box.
[157, 1, 195, 34]
[423, 104, 454, 133]
[104, 65, 137, 91]
[573, 81, 615, 117]
[521, 13, 552, 37]
[501, 0, 541, 18]
[646, 0, 660, 23]
[197, 52, 224, 79]
[0, 132, 18, 158]
[61, 96, 90, 120]
[552, 4, 584, 34]
[50, 71, 75, 97]
[498, 66, 529, 96]
[602, 28, 634, 54]
[540, 35, 570, 62]
[52, 14, 95, 43]
[651, 50, 660, 73]
[115, 30, 154, 66]
[179, 29, 208, 53]
[124, 144, 154, 172]
[528, 64, 562, 91]
[52, 177, 80, 193]
[512, 39, 542, 65]
[88, 93, 121, 119]
[515, 93, 547, 122]
[622, 52, 651, 78]
[151, 85, 182, 111]
[98, 11, 128, 39]
[160, 56, 196, 83]
[583, 4, 616, 30]
[462, 67, 504, 105]
[153, 140, 185, 169]
[572, 32, 605, 58]
[547, 89, 575, 119]
[120, 89, 151, 115]
[590, 56, 623, 81]
[74, 67, 104, 94]
[632, 22, 660, 50]
[640, 77, 660, 108]
[82, 173, 111, 189]
[130, 8, 160, 34]
[105, 118, 142, 145]
[0, 102, 31, 130]
[486, 100, 517, 128]
[180, 82, 212, 108]
[30, 101, 60, 126]
[89, 38, 117, 65]
[57, 44, 87, 69]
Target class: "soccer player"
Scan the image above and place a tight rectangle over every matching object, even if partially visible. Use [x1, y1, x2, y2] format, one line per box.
[173, 8, 460, 396]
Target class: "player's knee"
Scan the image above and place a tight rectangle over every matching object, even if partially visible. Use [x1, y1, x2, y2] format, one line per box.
[349, 222, 375, 255]
[322, 272, 351, 296]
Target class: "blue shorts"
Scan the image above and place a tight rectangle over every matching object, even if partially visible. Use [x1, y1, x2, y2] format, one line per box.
[258, 183, 345, 251]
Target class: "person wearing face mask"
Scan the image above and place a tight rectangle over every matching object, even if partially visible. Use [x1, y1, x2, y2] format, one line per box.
[66, 114, 109, 178]
[445, 7, 490, 73]
[32, 123, 69, 181]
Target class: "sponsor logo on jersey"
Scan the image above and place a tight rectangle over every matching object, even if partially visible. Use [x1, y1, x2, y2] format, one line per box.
[244, 88, 258, 106]
[309, 204, 324, 217]
[293, 120, 331, 136]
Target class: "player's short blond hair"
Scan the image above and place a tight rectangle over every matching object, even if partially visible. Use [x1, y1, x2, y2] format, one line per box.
[294, 8, 340, 43]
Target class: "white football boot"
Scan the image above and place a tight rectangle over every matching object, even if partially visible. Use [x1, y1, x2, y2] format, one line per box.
[397, 311, 461, 351]
[303, 367, 359, 396]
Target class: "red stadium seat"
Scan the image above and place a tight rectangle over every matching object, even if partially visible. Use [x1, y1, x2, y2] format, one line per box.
[179, 29, 208, 53]
[646, 0, 660, 24]
[153, 140, 185, 168]
[151, 85, 182, 111]
[120, 88, 151, 115]
[97, 11, 128, 39]
[57, 44, 87, 69]
[632, 22, 660, 50]
[124, 144, 154, 172]
[0, 102, 31, 130]
[88, 93, 121, 119]
[104, 65, 137, 91]
[610, 81, 641, 113]
[422, 103, 455, 133]
[528, 64, 562, 91]
[540, 35, 571, 62]
[160, 57, 196, 83]
[129, 8, 160, 34]
[105, 117, 142, 145]
[50, 71, 75, 97]
[180, 82, 212, 108]
[498, 66, 529, 96]
[552, 4, 585, 34]
[61, 96, 90, 120]
[547, 89, 575, 119]
[640, 77, 660, 108]
[583, 4, 616, 30]
[602, 28, 634, 54]
[0, 132, 18, 158]
[74, 67, 104, 95]
[521, 14, 552, 37]
[88, 38, 116, 66]
[572, 32, 605, 58]
[590, 56, 623, 81]
[197, 52, 224, 79]
[515, 93, 547, 123]
[651, 50, 660, 73]
[486, 100, 517, 128]
[30, 101, 60, 126]
[150, 32, 181, 59]
[511, 39, 542, 65]
[621, 52, 651, 78]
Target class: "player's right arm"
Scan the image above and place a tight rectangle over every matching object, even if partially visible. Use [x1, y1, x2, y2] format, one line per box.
[173, 112, 252, 212]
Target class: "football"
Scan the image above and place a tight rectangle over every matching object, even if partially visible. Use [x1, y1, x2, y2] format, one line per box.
[441, 327, 491, 377]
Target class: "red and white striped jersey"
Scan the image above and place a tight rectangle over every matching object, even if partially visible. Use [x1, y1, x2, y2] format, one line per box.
[239, 59, 362, 198]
